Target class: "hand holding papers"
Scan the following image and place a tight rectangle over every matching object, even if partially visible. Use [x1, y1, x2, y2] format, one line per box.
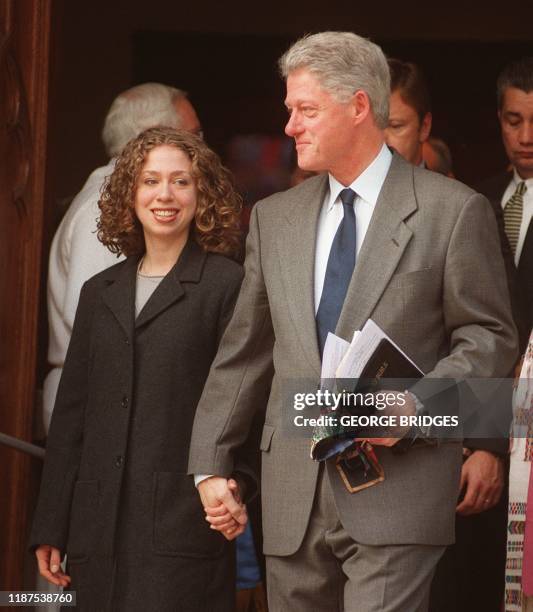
[311, 319, 423, 462]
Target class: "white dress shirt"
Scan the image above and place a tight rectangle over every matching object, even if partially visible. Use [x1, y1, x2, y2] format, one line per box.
[500, 170, 533, 266]
[314, 143, 392, 312]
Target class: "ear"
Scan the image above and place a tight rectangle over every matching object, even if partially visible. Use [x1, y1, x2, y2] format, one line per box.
[351, 90, 371, 125]
[419, 112, 432, 143]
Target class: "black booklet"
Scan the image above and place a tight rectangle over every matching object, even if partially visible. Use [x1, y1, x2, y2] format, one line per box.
[311, 320, 423, 461]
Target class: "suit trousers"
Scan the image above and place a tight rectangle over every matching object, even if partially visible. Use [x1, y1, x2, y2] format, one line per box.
[265, 464, 445, 612]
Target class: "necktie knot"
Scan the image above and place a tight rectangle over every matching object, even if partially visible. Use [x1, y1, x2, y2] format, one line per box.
[516, 181, 527, 197]
[339, 188, 356, 207]
[506, 182, 527, 207]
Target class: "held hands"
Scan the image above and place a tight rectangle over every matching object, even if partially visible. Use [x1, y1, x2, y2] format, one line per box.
[357, 390, 416, 447]
[456, 449, 504, 515]
[198, 476, 248, 541]
[35, 545, 71, 587]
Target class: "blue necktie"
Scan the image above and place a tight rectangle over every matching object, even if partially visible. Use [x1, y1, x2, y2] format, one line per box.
[316, 188, 357, 356]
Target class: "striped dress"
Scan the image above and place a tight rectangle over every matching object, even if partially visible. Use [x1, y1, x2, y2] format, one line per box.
[506, 331, 533, 611]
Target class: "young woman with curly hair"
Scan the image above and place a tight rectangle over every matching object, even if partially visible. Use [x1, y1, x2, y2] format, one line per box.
[30, 127, 246, 611]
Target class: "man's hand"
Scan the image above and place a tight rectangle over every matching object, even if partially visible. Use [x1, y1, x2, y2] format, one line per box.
[35, 545, 71, 587]
[198, 477, 247, 540]
[357, 390, 415, 447]
[456, 450, 504, 516]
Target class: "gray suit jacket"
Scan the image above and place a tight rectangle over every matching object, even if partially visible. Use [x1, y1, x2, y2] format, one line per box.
[189, 154, 517, 556]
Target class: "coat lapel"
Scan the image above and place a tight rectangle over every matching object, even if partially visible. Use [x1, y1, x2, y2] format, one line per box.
[135, 239, 206, 329]
[336, 154, 417, 340]
[277, 174, 329, 376]
[102, 240, 206, 337]
[102, 257, 138, 342]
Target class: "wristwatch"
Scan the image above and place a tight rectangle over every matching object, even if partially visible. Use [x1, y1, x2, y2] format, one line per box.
[392, 391, 432, 454]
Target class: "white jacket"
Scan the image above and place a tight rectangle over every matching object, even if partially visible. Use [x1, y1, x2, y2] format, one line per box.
[43, 159, 124, 432]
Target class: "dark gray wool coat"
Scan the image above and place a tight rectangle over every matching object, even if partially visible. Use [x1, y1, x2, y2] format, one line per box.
[30, 239, 243, 612]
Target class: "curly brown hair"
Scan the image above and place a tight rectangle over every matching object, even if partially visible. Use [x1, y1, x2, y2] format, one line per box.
[97, 127, 242, 259]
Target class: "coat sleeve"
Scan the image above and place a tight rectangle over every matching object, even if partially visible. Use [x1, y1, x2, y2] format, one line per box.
[29, 281, 95, 554]
[216, 263, 262, 499]
[188, 205, 275, 478]
[216, 265, 244, 345]
[410, 192, 518, 448]
[462, 197, 516, 454]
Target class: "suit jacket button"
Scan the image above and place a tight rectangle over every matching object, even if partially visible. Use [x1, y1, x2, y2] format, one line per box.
[121, 396, 128, 408]
[115, 455, 124, 467]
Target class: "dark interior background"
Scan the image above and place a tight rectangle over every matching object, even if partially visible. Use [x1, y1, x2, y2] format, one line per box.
[46, 0, 533, 212]
[132, 32, 532, 186]
[38, 0, 533, 384]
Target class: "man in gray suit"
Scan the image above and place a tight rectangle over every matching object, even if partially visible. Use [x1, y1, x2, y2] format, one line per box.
[189, 32, 517, 611]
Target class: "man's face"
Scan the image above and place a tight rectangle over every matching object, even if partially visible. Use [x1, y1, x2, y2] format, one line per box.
[284, 69, 357, 176]
[385, 90, 431, 165]
[499, 87, 533, 179]
[174, 97, 203, 137]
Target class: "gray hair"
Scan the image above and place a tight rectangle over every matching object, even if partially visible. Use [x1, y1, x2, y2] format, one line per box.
[102, 83, 187, 157]
[279, 32, 390, 129]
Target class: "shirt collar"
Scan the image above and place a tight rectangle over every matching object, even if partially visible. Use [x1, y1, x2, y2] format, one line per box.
[512, 168, 533, 190]
[326, 144, 392, 211]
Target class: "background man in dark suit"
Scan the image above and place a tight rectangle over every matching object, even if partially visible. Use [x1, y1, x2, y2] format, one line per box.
[478, 57, 533, 354]
[189, 32, 517, 611]
[449, 61, 533, 609]
[383, 60, 512, 612]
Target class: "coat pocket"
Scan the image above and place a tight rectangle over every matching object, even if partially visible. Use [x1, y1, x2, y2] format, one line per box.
[152, 471, 225, 558]
[260, 425, 275, 452]
[66, 480, 99, 562]
[388, 267, 435, 289]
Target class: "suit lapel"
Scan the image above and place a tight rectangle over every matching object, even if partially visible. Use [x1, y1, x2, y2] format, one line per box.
[484, 171, 512, 209]
[336, 155, 417, 340]
[135, 239, 206, 329]
[277, 174, 329, 376]
[518, 217, 533, 275]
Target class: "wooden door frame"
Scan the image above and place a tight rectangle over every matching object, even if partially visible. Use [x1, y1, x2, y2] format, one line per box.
[0, 0, 51, 590]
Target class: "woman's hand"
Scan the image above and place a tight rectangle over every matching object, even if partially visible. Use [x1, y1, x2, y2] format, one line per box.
[203, 478, 247, 541]
[35, 545, 71, 587]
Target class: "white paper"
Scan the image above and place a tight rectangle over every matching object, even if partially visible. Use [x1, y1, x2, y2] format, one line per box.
[336, 319, 423, 379]
[320, 332, 350, 387]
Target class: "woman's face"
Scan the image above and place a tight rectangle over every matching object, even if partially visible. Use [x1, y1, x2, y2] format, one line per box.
[134, 144, 198, 249]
